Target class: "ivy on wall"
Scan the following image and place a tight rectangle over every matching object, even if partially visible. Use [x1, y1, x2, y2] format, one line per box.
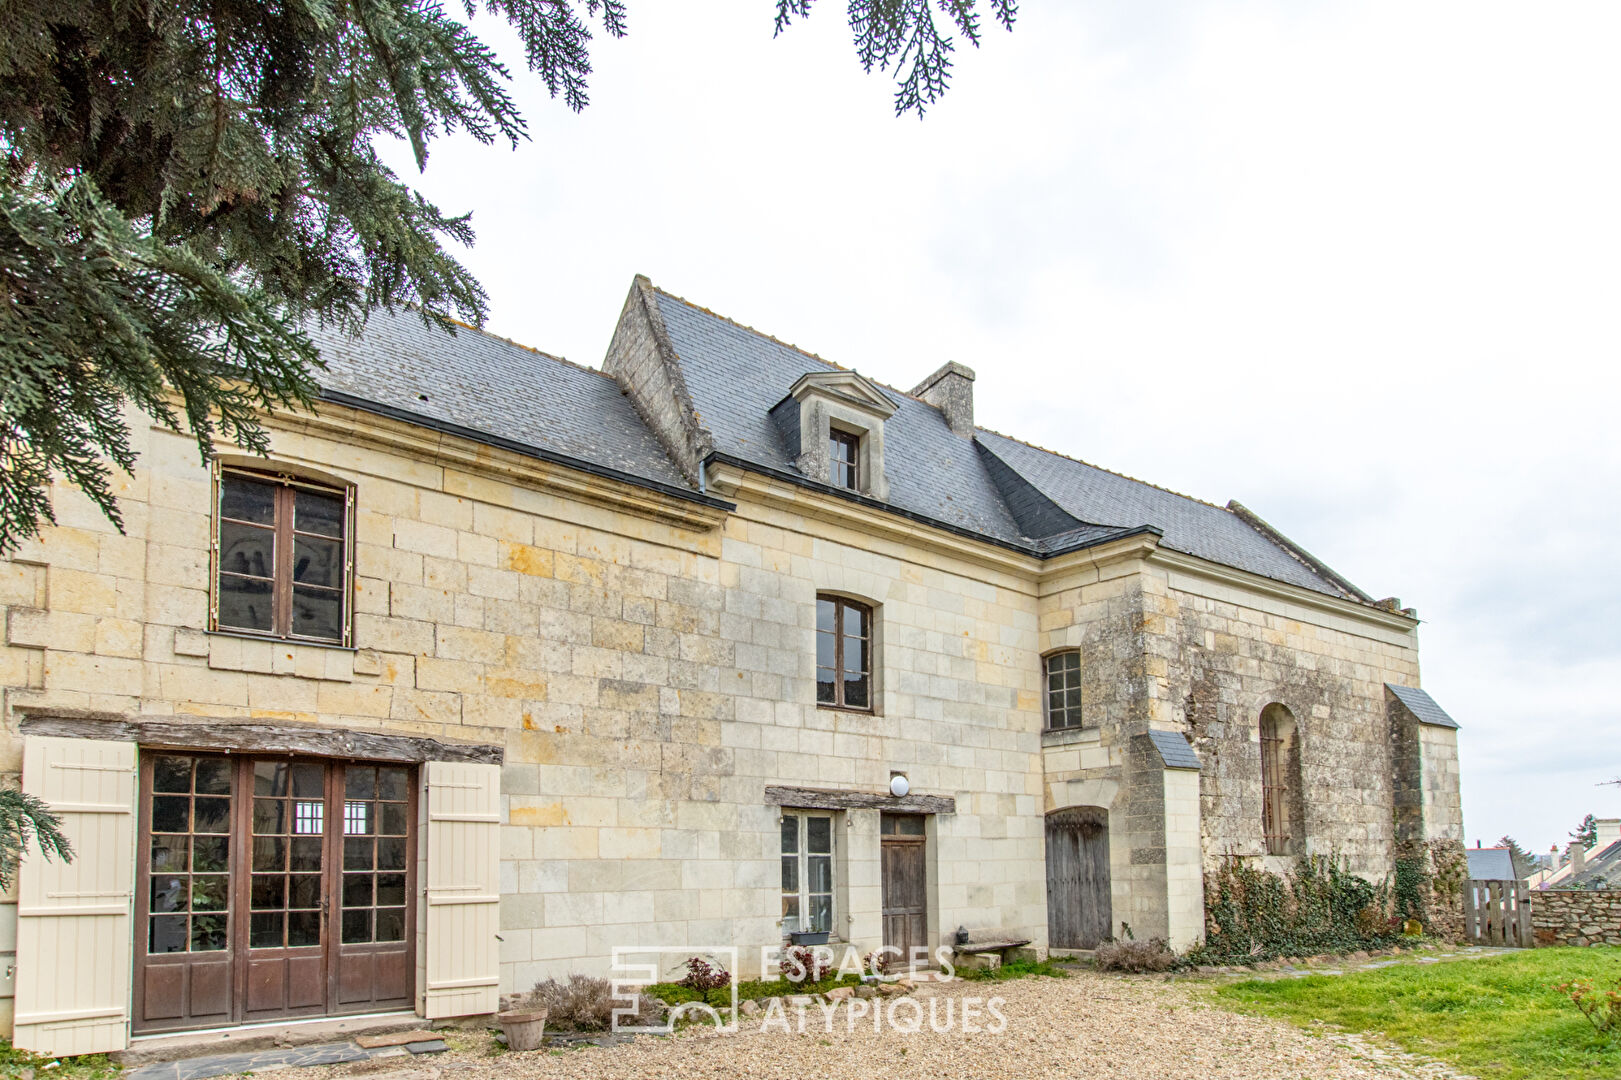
[1189, 854, 1407, 964]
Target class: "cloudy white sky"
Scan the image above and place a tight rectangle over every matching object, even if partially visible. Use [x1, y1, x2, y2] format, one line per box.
[381, 0, 1621, 855]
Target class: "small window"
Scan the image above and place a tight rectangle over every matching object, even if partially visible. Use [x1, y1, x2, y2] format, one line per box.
[1045, 651, 1084, 730]
[1260, 703, 1302, 856]
[816, 596, 872, 710]
[829, 429, 860, 490]
[214, 469, 352, 645]
[781, 812, 835, 934]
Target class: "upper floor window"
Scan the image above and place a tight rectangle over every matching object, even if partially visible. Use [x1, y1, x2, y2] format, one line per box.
[829, 429, 860, 490]
[1259, 703, 1302, 856]
[1045, 650, 1084, 730]
[816, 595, 871, 710]
[214, 469, 352, 645]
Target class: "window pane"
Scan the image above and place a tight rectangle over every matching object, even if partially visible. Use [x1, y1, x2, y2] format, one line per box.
[191, 914, 228, 952]
[151, 875, 188, 913]
[253, 799, 285, 835]
[376, 836, 407, 870]
[291, 763, 324, 798]
[293, 536, 342, 588]
[255, 761, 289, 797]
[807, 817, 832, 854]
[152, 796, 190, 833]
[292, 585, 342, 641]
[780, 816, 798, 854]
[816, 669, 836, 704]
[194, 758, 232, 795]
[376, 873, 406, 906]
[378, 767, 410, 802]
[343, 873, 373, 908]
[193, 797, 230, 834]
[219, 521, 274, 578]
[251, 875, 286, 910]
[295, 489, 345, 538]
[843, 672, 869, 709]
[293, 799, 324, 835]
[218, 575, 273, 632]
[816, 632, 835, 670]
[781, 855, 798, 892]
[287, 910, 321, 948]
[252, 837, 287, 871]
[843, 633, 867, 675]
[345, 838, 373, 871]
[151, 915, 189, 954]
[375, 908, 406, 942]
[289, 873, 322, 909]
[251, 912, 284, 949]
[290, 837, 323, 871]
[191, 875, 228, 911]
[342, 909, 371, 944]
[221, 476, 275, 524]
[346, 767, 377, 799]
[381, 802, 409, 836]
[153, 756, 192, 793]
[808, 854, 832, 893]
[345, 801, 373, 835]
[192, 836, 229, 873]
[809, 894, 833, 933]
[816, 598, 836, 633]
[151, 836, 188, 873]
[781, 895, 800, 928]
[842, 604, 867, 638]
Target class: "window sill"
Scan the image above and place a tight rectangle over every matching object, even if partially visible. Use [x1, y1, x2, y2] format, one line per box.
[208, 628, 355, 652]
[816, 704, 879, 717]
[1041, 726, 1101, 748]
[174, 627, 378, 681]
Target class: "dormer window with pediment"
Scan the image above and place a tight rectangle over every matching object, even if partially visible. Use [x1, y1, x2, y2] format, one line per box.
[769, 370, 897, 500]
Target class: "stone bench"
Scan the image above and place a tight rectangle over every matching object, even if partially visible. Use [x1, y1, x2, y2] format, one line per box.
[950, 939, 1035, 972]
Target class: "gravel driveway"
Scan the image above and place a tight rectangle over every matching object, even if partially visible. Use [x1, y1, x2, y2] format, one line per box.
[274, 971, 1471, 1080]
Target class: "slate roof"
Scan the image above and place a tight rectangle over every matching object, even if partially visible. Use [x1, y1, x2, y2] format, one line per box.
[1147, 729, 1202, 771]
[305, 285, 1385, 606]
[306, 307, 697, 495]
[1386, 684, 1460, 729]
[1467, 847, 1516, 881]
[1564, 839, 1621, 889]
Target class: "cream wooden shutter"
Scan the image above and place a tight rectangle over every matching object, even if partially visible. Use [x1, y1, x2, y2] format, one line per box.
[13, 735, 137, 1056]
[423, 760, 501, 1018]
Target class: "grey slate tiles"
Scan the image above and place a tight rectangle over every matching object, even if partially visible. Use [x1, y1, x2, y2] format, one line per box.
[1386, 684, 1461, 729]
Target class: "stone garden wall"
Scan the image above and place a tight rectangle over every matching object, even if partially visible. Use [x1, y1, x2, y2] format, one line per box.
[1531, 889, 1621, 947]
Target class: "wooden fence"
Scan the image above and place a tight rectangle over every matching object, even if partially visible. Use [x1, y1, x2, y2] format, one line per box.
[1462, 879, 1532, 946]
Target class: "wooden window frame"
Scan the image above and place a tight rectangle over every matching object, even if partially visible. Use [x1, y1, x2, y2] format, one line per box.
[1044, 650, 1085, 731]
[816, 595, 873, 712]
[780, 811, 836, 937]
[211, 464, 355, 647]
[829, 429, 860, 491]
[1259, 707, 1296, 857]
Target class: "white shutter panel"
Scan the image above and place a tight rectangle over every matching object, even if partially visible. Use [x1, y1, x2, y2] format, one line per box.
[13, 735, 137, 1056]
[423, 760, 501, 1018]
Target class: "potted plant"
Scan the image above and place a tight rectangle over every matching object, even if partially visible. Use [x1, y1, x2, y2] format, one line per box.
[789, 929, 830, 945]
[496, 1005, 548, 1051]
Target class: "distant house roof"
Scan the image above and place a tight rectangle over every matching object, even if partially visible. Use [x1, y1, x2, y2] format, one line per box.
[1146, 730, 1202, 771]
[1561, 839, 1621, 889]
[1467, 847, 1516, 881]
[303, 284, 1412, 611]
[1386, 684, 1460, 729]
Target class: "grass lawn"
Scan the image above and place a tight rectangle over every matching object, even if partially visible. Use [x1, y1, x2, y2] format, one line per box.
[1213, 947, 1621, 1080]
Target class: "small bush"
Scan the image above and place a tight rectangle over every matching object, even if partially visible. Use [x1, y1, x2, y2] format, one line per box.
[679, 955, 731, 992]
[1554, 977, 1621, 1039]
[522, 974, 661, 1031]
[780, 945, 832, 983]
[1095, 937, 1176, 973]
[863, 949, 891, 977]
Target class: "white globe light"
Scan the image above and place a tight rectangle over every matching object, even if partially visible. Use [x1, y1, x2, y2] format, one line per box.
[889, 774, 910, 797]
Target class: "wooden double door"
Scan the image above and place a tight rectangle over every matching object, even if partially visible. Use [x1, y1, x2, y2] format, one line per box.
[134, 753, 415, 1034]
[1046, 806, 1112, 949]
[880, 813, 929, 964]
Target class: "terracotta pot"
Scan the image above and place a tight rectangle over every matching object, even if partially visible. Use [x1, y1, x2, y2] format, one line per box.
[497, 1008, 549, 1051]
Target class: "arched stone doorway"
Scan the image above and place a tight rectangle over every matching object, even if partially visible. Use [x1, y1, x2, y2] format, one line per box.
[1046, 806, 1112, 949]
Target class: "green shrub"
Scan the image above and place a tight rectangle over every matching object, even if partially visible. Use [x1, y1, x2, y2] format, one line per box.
[1189, 854, 1402, 965]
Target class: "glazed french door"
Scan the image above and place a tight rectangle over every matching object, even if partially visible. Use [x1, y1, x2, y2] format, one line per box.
[135, 754, 415, 1034]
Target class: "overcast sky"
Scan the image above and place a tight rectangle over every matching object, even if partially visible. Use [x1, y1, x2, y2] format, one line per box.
[379, 0, 1621, 856]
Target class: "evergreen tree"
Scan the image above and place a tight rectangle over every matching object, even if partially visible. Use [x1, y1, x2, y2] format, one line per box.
[1572, 813, 1599, 851]
[0, 0, 1017, 552]
[1498, 835, 1536, 880]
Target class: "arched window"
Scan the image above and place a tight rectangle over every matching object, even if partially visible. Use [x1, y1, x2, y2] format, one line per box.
[1044, 651, 1084, 730]
[816, 595, 872, 710]
[1259, 703, 1302, 856]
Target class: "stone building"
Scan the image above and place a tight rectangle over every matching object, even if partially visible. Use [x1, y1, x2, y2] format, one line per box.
[0, 276, 1464, 1053]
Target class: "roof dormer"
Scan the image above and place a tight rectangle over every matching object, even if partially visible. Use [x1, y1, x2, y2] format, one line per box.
[770, 370, 897, 500]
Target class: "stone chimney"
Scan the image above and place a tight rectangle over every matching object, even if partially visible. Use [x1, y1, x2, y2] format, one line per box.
[1595, 818, 1621, 849]
[1567, 841, 1587, 875]
[910, 362, 976, 437]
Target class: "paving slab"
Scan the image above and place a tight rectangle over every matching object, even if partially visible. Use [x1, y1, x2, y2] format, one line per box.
[126, 1042, 372, 1080]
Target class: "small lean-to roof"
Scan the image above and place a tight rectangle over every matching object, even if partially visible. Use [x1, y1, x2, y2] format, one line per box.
[1147, 729, 1202, 771]
[306, 307, 698, 495]
[1386, 684, 1460, 729]
[1467, 847, 1516, 881]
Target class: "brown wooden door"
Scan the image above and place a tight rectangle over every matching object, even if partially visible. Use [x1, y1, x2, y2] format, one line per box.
[1046, 807, 1111, 949]
[134, 753, 415, 1034]
[881, 814, 928, 964]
